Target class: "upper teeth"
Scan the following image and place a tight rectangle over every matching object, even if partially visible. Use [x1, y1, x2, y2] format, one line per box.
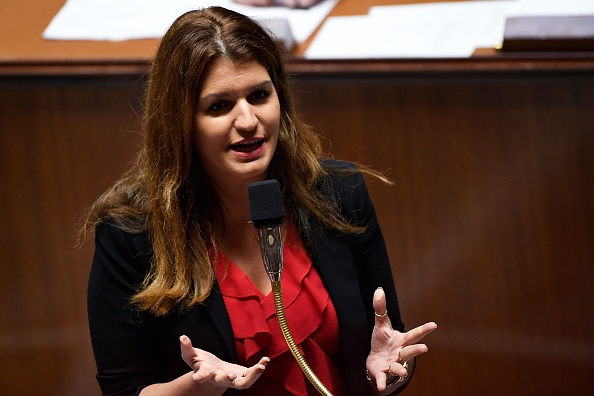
[237, 140, 260, 145]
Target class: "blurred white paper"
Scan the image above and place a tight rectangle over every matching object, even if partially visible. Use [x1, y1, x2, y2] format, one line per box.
[43, 0, 338, 44]
[368, 1, 510, 49]
[508, 0, 594, 17]
[306, 0, 594, 59]
[306, 1, 510, 59]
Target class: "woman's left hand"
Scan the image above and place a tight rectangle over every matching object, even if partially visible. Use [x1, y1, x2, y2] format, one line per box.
[366, 288, 437, 392]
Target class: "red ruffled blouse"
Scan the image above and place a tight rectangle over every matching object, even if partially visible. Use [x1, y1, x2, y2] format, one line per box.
[214, 223, 344, 395]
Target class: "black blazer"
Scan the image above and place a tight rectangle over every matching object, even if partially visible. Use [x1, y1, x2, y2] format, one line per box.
[88, 161, 407, 396]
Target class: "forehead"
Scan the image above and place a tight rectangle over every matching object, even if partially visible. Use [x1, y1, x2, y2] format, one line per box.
[199, 58, 271, 95]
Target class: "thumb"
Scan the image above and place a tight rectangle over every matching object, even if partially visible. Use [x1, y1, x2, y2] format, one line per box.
[373, 288, 389, 323]
[180, 335, 196, 366]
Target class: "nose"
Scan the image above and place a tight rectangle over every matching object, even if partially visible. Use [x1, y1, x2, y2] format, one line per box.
[234, 100, 258, 131]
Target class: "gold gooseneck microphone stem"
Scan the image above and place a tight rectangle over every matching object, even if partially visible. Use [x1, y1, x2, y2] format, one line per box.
[249, 180, 332, 395]
[256, 226, 333, 396]
[270, 280, 334, 396]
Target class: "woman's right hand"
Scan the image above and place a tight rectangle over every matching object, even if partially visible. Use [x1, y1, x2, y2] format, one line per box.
[180, 335, 270, 390]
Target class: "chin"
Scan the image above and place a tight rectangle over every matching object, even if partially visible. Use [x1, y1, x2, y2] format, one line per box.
[229, 163, 270, 183]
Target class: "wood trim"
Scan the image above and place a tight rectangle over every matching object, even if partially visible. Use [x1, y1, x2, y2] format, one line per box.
[3, 52, 594, 76]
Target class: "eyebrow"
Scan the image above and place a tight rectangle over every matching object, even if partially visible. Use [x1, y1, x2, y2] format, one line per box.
[200, 81, 273, 102]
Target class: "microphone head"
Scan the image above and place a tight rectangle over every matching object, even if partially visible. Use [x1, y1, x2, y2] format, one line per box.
[248, 179, 285, 228]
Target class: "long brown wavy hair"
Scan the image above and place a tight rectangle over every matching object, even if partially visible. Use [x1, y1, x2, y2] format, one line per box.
[79, 7, 386, 316]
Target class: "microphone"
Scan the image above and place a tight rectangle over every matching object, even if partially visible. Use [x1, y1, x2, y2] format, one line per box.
[248, 179, 285, 282]
[247, 179, 334, 396]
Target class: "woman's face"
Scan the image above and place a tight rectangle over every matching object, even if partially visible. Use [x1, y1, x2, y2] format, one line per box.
[194, 58, 280, 187]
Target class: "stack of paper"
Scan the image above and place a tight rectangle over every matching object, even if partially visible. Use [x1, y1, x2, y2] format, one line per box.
[43, 0, 339, 45]
[43, 0, 594, 58]
[305, 0, 594, 59]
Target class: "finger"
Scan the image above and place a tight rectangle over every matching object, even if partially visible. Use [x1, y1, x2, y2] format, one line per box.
[257, 356, 270, 368]
[388, 360, 411, 379]
[399, 344, 429, 364]
[179, 335, 198, 367]
[372, 288, 390, 323]
[402, 322, 437, 345]
[234, 357, 270, 389]
[374, 371, 388, 392]
[192, 365, 237, 385]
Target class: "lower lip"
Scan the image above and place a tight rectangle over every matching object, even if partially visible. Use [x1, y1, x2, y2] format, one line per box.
[231, 142, 265, 160]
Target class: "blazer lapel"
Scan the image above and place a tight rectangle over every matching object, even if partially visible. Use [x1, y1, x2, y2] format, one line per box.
[311, 232, 370, 395]
[206, 281, 238, 363]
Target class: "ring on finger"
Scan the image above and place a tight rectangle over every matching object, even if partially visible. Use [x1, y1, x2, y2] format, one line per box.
[386, 361, 407, 387]
[374, 310, 388, 318]
[388, 362, 397, 375]
[397, 348, 405, 363]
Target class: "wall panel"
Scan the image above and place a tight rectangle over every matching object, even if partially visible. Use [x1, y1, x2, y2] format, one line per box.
[293, 72, 594, 395]
[0, 71, 592, 395]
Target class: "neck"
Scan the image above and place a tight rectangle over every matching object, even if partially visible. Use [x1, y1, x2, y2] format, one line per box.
[209, 173, 270, 225]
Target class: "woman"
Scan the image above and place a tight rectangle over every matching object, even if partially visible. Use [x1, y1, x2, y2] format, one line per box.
[81, 7, 436, 396]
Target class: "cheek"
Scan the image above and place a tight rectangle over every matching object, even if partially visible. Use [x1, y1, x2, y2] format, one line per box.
[263, 103, 282, 134]
[194, 117, 228, 148]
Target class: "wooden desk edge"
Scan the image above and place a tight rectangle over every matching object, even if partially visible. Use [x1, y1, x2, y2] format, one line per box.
[2, 51, 594, 77]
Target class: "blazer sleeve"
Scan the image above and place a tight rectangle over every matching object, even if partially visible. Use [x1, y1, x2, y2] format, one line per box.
[87, 221, 164, 396]
[314, 162, 410, 395]
[339, 170, 411, 395]
[328, 162, 405, 334]
[347, 173, 404, 333]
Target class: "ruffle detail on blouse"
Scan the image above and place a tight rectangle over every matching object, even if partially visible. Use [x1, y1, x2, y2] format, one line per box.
[214, 224, 343, 395]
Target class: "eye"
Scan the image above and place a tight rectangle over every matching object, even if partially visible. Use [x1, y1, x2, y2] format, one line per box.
[207, 101, 228, 113]
[250, 90, 270, 103]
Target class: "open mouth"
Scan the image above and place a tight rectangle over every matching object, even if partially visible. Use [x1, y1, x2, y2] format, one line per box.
[229, 138, 264, 153]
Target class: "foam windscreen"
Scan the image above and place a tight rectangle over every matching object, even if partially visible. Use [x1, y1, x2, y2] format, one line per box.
[248, 179, 285, 228]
